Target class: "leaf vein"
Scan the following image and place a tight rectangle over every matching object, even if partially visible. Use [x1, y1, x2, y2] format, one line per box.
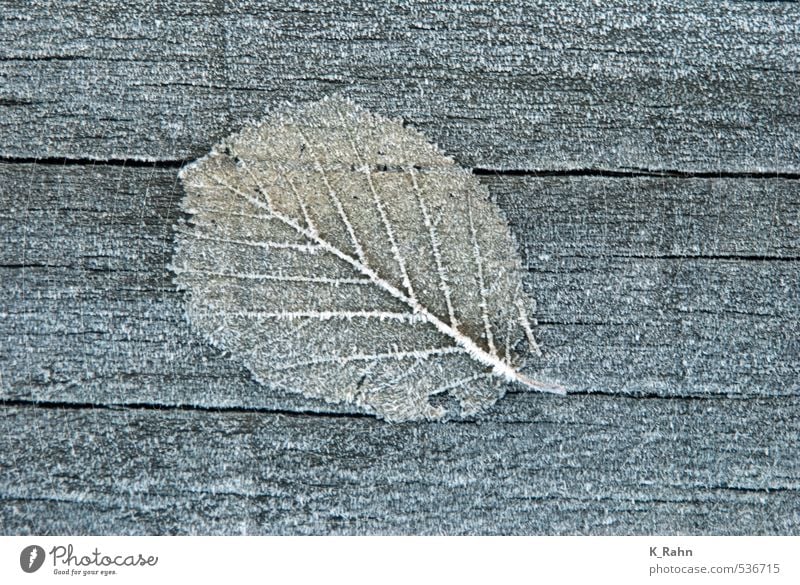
[338, 110, 418, 303]
[174, 268, 370, 286]
[295, 126, 369, 265]
[200, 310, 423, 323]
[467, 192, 498, 357]
[177, 230, 320, 253]
[409, 167, 459, 328]
[275, 346, 466, 371]
[208, 151, 561, 393]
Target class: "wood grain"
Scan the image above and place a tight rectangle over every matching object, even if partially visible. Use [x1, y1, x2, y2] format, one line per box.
[2, 395, 797, 535]
[1, 0, 798, 534]
[2, 1, 799, 171]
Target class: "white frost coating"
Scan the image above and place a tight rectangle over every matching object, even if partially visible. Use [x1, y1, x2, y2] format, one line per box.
[173, 96, 564, 422]
[192, 310, 427, 323]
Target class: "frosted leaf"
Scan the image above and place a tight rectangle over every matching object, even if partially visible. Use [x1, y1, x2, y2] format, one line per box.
[172, 96, 564, 422]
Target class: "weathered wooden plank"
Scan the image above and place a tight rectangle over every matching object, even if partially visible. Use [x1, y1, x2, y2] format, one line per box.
[2, 0, 798, 536]
[1, 395, 797, 534]
[491, 175, 800, 397]
[2, 163, 797, 412]
[2, 1, 799, 171]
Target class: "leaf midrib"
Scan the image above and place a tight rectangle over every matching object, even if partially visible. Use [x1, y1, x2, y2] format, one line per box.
[208, 170, 565, 395]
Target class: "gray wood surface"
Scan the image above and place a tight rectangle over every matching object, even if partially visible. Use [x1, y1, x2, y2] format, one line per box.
[2, 396, 797, 535]
[2, 0, 799, 171]
[1, 0, 798, 535]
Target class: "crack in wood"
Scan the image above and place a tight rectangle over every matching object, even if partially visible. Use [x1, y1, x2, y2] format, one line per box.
[0, 398, 374, 419]
[473, 167, 800, 180]
[3, 157, 799, 180]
